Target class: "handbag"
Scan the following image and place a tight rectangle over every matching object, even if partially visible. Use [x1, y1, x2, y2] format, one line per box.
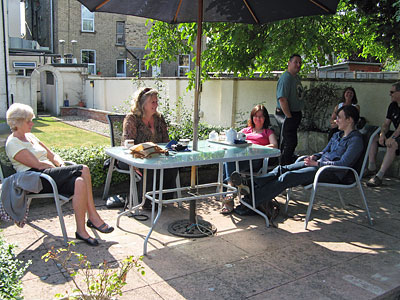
[129, 142, 168, 158]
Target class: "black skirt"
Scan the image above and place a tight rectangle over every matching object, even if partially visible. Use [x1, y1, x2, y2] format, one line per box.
[29, 165, 83, 197]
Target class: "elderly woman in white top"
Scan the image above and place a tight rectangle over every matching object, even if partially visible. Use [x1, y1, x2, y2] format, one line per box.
[5, 103, 113, 246]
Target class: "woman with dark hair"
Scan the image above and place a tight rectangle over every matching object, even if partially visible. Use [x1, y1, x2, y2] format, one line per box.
[122, 87, 177, 208]
[329, 87, 360, 139]
[221, 104, 278, 214]
[232, 105, 364, 215]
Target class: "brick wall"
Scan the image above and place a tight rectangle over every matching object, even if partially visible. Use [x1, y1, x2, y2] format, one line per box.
[60, 107, 111, 123]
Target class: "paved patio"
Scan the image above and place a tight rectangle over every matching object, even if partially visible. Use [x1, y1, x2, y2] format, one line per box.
[1, 177, 400, 300]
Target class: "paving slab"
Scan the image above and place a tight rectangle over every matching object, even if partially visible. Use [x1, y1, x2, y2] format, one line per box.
[1, 177, 400, 299]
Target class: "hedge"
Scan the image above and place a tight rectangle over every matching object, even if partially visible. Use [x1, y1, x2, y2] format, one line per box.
[51, 146, 128, 188]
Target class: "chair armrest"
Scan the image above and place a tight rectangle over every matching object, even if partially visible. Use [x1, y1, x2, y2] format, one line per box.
[295, 155, 308, 163]
[38, 173, 61, 197]
[313, 165, 358, 186]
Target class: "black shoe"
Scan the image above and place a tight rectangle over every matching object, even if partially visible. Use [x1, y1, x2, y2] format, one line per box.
[86, 220, 114, 233]
[234, 204, 256, 216]
[75, 232, 99, 246]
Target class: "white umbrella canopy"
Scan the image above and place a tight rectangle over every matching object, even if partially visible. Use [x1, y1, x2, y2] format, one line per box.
[78, 0, 340, 149]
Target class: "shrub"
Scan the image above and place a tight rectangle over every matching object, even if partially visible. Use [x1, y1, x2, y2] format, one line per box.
[42, 242, 144, 299]
[0, 232, 31, 300]
[300, 82, 340, 132]
[51, 146, 128, 188]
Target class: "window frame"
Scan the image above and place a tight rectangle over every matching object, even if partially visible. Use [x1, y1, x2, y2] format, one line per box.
[81, 5, 95, 32]
[81, 49, 96, 75]
[152, 65, 161, 77]
[178, 54, 190, 77]
[116, 21, 125, 45]
[116, 59, 126, 77]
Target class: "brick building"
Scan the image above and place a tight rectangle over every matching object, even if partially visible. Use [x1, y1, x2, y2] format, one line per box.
[22, 0, 189, 77]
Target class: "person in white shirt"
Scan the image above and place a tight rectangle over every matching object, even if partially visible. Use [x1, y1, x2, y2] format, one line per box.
[6, 103, 113, 246]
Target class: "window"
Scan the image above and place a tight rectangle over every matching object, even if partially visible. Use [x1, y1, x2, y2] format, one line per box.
[13, 61, 36, 77]
[116, 21, 125, 45]
[81, 5, 94, 32]
[46, 71, 54, 85]
[152, 65, 161, 77]
[178, 54, 190, 77]
[116, 59, 126, 77]
[140, 59, 147, 73]
[15, 69, 34, 77]
[81, 50, 96, 75]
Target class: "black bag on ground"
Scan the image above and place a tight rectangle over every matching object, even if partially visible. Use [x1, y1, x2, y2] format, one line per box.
[258, 198, 280, 227]
[106, 194, 126, 208]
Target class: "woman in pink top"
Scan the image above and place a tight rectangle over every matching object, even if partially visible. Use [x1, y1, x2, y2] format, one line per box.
[221, 105, 278, 214]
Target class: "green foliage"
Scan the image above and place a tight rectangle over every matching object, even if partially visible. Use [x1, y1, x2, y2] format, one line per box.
[0, 232, 31, 300]
[145, 0, 399, 88]
[51, 146, 128, 188]
[300, 82, 341, 132]
[123, 77, 228, 141]
[42, 242, 144, 299]
[350, 0, 400, 62]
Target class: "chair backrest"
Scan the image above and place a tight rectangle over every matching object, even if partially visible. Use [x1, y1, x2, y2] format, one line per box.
[358, 125, 380, 178]
[106, 114, 126, 147]
[269, 114, 283, 147]
[0, 124, 16, 181]
[341, 125, 380, 183]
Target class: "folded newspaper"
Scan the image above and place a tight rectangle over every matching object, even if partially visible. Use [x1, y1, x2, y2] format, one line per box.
[129, 142, 168, 158]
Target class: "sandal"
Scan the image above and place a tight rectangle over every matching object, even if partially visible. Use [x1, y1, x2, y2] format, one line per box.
[221, 195, 234, 215]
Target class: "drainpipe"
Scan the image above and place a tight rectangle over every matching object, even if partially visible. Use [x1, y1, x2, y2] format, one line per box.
[50, 0, 54, 53]
[1, 0, 9, 109]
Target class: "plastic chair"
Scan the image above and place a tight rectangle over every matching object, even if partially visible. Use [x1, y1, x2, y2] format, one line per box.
[285, 125, 379, 229]
[0, 124, 73, 245]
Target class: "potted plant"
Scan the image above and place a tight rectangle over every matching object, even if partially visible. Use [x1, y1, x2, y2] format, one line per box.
[78, 100, 86, 107]
[96, 69, 102, 76]
[42, 242, 144, 300]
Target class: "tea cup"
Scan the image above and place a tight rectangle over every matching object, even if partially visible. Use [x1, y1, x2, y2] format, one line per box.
[124, 139, 135, 149]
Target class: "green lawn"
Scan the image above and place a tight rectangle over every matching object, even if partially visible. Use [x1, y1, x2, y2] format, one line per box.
[32, 117, 109, 148]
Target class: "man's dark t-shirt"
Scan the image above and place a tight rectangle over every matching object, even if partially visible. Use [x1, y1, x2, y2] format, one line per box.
[386, 101, 400, 129]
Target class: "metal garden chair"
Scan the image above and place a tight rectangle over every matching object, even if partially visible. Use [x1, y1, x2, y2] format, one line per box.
[0, 123, 73, 244]
[285, 125, 380, 229]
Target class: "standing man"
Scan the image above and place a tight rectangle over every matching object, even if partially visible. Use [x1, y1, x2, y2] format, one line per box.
[275, 54, 304, 165]
[365, 82, 400, 187]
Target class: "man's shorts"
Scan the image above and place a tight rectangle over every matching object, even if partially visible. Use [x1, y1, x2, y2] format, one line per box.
[380, 130, 400, 156]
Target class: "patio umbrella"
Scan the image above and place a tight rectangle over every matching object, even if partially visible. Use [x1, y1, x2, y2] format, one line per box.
[78, 0, 340, 150]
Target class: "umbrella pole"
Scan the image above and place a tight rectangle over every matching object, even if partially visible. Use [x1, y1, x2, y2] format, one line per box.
[192, 0, 203, 152]
[188, 0, 203, 225]
[167, 0, 216, 238]
[189, 0, 203, 223]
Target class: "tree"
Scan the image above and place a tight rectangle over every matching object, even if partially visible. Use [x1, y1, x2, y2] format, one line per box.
[350, 0, 400, 59]
[144, 0, 397, 86]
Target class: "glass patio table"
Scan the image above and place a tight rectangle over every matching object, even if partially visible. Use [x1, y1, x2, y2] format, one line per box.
[104, 140, 280, 255]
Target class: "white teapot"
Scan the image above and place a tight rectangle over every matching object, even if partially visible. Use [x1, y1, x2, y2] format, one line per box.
[225, 128, 237, 144]
[209, 130, 219, 141]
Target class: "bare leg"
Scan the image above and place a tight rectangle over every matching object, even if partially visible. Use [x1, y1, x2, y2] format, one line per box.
[80, 165, 107, 227]
[378, 144, 398, 175]
[368, 135, 379, 165]
[72, 177, 91, 238]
